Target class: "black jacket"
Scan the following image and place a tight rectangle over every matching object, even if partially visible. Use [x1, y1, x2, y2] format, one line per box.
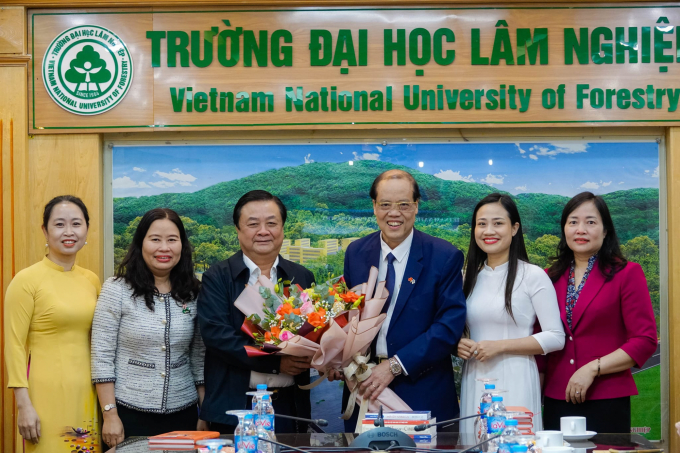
[197, 250, 315, 425]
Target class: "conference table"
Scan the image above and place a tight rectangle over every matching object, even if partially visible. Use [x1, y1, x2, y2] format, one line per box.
[105, 433, 658, 452]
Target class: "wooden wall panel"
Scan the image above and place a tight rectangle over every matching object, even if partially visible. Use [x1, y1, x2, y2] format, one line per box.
[26, 135, 104, 278]
[0, 7, 25, 55]
[0, 64, 28, 453]
[666, 127, 680, 453]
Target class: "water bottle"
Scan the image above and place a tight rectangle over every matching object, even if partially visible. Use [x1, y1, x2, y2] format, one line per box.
[255, 394, 276, 437]
[234, 415, 244, 451]
[252, 384, 268, 409]
[476, 384, 496, 440]
[483, 396, 507, 453]
[497, 419, 520, 453]
[257, 422, 273, 453]
[238, 414, 258, 453]
[255, 395, 275, 453]
[487, 396, 507, 433]
[510, 445, 528, 453]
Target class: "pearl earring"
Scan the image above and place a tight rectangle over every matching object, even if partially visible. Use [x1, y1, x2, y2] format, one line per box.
[45, 243, 48, 247]
[85, 241, 88, 245]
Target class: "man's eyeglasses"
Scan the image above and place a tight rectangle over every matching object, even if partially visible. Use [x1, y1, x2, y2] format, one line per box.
[376, 201, 418, 212]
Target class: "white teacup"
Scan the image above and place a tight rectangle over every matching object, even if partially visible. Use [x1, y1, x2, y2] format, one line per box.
[560, 416, 587, 436]
[542, 447, 573, 453]
[536, 430, 563, 448]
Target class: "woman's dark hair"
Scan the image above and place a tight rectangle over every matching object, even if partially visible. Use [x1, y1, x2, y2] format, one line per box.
[547, 192, 627, 282]
[463, 193, 529, 321]
[116, 208, 200, 311]
[233, 190, 287, 227]
[43, 195, 90, 229]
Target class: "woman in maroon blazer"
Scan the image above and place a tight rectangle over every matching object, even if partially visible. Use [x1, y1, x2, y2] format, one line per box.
[541, 192, 657, 433]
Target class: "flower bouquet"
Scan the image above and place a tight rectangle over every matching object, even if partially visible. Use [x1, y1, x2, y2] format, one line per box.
[234, 267, 411, 431]
[242, 276, 363, 348]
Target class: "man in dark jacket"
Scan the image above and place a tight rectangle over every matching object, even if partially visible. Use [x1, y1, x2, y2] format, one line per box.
[198, 190, 314, 433]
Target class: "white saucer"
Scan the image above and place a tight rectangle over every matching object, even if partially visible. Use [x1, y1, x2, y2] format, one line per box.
[563, 431, 597, 441]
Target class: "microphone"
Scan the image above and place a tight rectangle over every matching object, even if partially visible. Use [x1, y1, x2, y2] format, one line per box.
[414, 413, 482, 431]
[273, 413, 328, 432]
[373, 405, 385, 427]
[349, 406, 417, 450]
[274, 413, 329, 426]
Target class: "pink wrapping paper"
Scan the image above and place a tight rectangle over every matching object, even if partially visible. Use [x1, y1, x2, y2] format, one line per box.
[340, 267, 411, 418]
[233, 266, 411, 419]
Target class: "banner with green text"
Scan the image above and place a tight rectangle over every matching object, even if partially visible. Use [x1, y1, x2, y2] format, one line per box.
[29, 5, 680, 132]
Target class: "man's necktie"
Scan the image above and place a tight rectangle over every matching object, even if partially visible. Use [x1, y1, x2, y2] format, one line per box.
[382, 252, 397, 314]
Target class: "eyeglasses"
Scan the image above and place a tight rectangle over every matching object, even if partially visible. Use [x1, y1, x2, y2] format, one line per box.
[376, 201, 418, 212]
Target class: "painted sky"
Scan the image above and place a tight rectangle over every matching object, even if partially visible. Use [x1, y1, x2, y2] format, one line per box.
[112, 141, 660, 198]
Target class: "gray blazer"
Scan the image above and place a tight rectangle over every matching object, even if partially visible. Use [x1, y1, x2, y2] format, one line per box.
[91, 277, 205, 413]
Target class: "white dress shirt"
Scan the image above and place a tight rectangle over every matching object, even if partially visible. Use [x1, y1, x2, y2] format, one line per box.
[375, 229, 413, 374]
[243, 254, 295, 389]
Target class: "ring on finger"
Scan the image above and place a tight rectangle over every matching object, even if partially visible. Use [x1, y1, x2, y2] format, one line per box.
[371, 383, 377, 389]
[575, 391, 580, 394]
[473, 350, 479, 355]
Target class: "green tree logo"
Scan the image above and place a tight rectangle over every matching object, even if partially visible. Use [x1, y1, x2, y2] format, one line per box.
[64, 45, 112, 94]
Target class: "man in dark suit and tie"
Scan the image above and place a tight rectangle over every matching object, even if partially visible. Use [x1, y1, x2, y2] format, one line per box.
[198, 190, 314, 433]
[337, 169, 467, 431]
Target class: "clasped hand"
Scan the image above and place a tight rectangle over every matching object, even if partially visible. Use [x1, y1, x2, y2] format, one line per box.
[565, 361, 597, 404]
[280, 356, 312, 375]
[457, 338, 503, 362]
[358, 361, 394, 402]
[327, 361, 394, 402]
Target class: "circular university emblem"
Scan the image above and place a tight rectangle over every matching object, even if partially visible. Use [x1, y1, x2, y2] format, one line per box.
[42, 25, 133, 115]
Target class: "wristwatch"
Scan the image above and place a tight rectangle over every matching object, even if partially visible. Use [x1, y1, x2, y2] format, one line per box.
[103, 404, 117, 412]
[388, 357, 403, 376]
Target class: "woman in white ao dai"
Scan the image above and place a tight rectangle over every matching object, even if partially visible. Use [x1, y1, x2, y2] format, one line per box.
[458, 194, 565, 441]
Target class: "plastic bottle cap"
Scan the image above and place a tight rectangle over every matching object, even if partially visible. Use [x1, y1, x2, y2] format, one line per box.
[492, 396, 503, 402]
[505, 419, 518, 426]
[510, 446, 528, 453]
[262, 395, 270, 401]
[484, 384, 496, 389]
[257, 384, 268, 390]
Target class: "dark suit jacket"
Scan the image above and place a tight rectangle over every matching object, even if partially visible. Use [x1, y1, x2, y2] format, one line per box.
[541, 260, 657, 401]
[342, 229, 466, 429]
[197, 250, 315, 425]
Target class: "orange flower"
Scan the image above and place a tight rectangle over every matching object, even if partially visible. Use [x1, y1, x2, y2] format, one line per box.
[307, 311, 325, 328]
[318, 307, 326, 318]
[264, 332, 272, 341]
[328, 288, 337, 296]
[270, 326, 281, 338]
[340, 291, 360, 303]
[293, 308, 301, 315]
[277, 304, 293, 315]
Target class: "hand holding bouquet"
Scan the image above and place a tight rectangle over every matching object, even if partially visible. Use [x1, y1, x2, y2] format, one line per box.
[234, 267, 411, 429]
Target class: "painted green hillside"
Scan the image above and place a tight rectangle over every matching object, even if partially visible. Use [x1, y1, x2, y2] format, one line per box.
[113, 160, 659, 243]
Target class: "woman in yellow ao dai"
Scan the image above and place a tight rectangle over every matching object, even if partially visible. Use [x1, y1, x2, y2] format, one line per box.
[4, 196, 102, 453]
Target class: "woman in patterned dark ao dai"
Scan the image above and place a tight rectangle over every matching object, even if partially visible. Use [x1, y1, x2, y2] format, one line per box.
[91, 208, 206, 448]
[540, 192, 657, 433]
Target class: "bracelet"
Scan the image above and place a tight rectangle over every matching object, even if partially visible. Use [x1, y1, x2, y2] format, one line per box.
[596, 358, 601, 377]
